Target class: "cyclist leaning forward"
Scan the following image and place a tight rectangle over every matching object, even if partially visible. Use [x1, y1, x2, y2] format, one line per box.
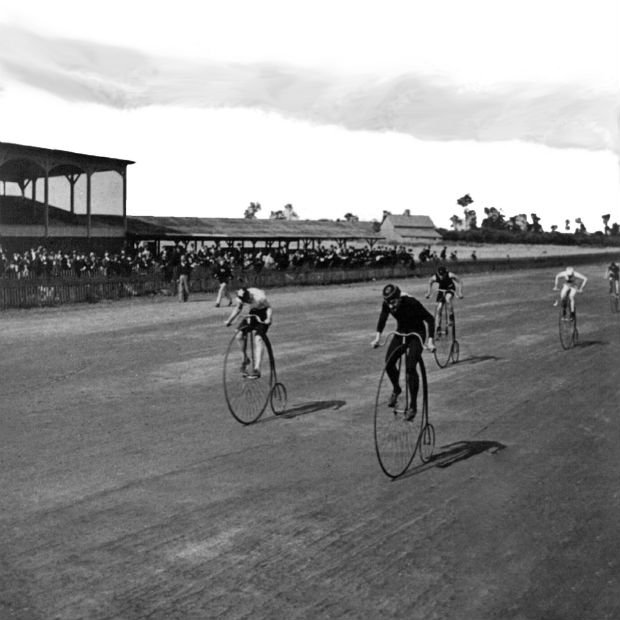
[605, 261, 619, 296]
[371, 284, 435, 420]
[225, 286, 272, 379]
[553, 266, 587, 319]
[425, 265, 463, 333]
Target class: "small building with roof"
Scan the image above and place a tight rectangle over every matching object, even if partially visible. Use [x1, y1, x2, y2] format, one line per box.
[380, 214, 441, 245]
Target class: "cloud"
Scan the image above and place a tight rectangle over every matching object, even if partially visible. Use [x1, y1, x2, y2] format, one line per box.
[1, 24, 618, 153]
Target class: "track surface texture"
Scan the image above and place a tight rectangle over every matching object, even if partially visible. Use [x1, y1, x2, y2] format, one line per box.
[1, 264, 619, 620]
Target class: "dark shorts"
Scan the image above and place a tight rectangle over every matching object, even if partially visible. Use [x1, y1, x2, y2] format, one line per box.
[242, 308, 270, 336]
[436, 289, 455, 303]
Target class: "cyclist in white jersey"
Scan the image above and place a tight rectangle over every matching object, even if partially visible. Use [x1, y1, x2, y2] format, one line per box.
[553, 267, 587, 319]
[225, 287, 272, 378]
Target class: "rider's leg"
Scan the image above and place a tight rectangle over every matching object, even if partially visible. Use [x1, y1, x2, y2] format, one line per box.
[560, 284, 570, 316]
[446, 292, 455, 326]
[568, 287, 577, 317]
[235, 330, 250, 371]
[435, 300, 444, 333]
[385, 338, 402, 403]
[405, 337, 423, 418]
[253, 332, 263, 374]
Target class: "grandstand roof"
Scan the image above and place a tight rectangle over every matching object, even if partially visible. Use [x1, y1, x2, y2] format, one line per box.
[126, 216, 382, 241]
[0, 141, 134, 182]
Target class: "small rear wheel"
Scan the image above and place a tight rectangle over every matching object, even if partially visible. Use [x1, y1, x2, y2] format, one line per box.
[611, 293, 619, 314]
[418, 423, 435, 464]
[451, 340, 460, 363]
[270, 382, 288, 415]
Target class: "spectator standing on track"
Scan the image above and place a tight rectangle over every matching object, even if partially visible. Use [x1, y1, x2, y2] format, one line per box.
[213, 255, 234, 307]
[178, 254, 193, 302]
[371, 284, 435, 421]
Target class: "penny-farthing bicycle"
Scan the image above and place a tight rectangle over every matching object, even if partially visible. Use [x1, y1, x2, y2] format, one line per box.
[432, 289, 460, 368]
[223, 316, 287, 425]
[374, 331, 435, 479]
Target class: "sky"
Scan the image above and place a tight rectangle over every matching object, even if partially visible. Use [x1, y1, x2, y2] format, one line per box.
[0, 0, 619, 232]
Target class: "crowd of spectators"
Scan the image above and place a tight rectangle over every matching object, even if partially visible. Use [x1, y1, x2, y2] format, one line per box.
[0, 240, 456, 281]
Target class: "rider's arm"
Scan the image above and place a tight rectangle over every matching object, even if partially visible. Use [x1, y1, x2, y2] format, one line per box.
[425, 276, 435, 297]
[225, 301, 243, 326]
[265, 305, 273, 324]
[450, 274, 463, 297]
[576, 272, 588, 290]
[553, 272, 563, 289]
[371, 303, 390, 346]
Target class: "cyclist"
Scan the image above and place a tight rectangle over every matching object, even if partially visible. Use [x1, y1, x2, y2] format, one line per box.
[605, 261, 619, 296]
[553, 266, 587, 319]
[371, 284, 435, 420]
[424, 265, 463, 333]
[225, 286, 272, 378]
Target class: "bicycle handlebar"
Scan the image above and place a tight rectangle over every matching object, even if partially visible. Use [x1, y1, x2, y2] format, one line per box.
[373, 331, 428, 349]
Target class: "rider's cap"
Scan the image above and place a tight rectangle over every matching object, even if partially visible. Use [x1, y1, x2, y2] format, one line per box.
[438, 265, 447, 275]
[566, 266, 575, 276]
[382, 283, 401, 301]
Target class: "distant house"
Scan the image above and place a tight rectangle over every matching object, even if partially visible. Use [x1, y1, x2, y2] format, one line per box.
[380, 214, 441, 245]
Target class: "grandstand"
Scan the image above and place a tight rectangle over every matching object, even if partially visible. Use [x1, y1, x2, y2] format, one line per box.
[0, 141, 133, 252]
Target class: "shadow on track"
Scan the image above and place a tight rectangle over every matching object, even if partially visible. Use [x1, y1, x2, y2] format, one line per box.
[456, 355, 501, 365]
[393, 440, 506, 481]
[261, 400, 346, 423]
[575, 340, 607, 348]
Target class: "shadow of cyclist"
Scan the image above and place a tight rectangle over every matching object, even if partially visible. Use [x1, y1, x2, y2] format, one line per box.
[260, 400, 346, 423]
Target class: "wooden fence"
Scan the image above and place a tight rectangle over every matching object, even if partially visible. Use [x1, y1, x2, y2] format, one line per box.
[1, 250, 617, 310]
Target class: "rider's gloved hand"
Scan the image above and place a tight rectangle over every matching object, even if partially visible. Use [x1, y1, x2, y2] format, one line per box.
[426, 338, 436, 352]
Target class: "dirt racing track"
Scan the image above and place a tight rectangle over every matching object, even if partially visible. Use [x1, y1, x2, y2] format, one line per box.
[1, 262, 620, 620]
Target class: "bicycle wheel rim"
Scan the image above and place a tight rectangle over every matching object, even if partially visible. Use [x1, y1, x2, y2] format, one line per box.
[433, 304, 452, 368]
[223, 332, 272, 424]
[374, 345, 421, 478]
[270, 382, 288, 415]
[558, 312, 575, 350]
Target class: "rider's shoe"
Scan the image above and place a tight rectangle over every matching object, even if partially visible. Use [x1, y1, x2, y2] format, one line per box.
[404, 407, 417, 422]
[240, 358, 250, 374]
[387, 390, 401, 407]
[247, 368, 261, 379]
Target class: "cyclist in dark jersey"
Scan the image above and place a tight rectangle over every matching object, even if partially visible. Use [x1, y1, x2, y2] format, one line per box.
[371, 284, 435, 420]
[553, 266, 587, 319]
[605, 261, 619, 296]
[425, 265, 463, 331]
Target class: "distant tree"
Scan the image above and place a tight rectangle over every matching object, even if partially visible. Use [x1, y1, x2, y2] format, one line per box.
[463, 209, 477, 230]
[381, 210, 392, 223]
[283, 203, 299, 220]
[574, 217, 586, 233]
[270, 210, 286, 220]
[456, 194, 473, 207]
[402, 209, 411, 216]
[529, 213, 543, 233]
[550, 225, 558, 233]
[508, 214, 528, 232]
[344, 213, 359, 222]
[371, 219, 381, 232]
[244, 202, 261, 219]
[565, 219, 571, 231]
[450, 214, 464, 231]
[481, 207, 506, 230]
[611, 223, 620, 236]
[602, 214, 611, 235]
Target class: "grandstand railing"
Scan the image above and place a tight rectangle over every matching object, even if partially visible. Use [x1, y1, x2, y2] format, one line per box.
[1, 250, 617, 310]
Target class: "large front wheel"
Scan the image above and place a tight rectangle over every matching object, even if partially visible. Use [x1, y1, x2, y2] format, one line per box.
[374, 345, 427, 478]
[558, 307, 577, 350]
[223, 331, 274, 425]
[433, 303, 453, 368]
